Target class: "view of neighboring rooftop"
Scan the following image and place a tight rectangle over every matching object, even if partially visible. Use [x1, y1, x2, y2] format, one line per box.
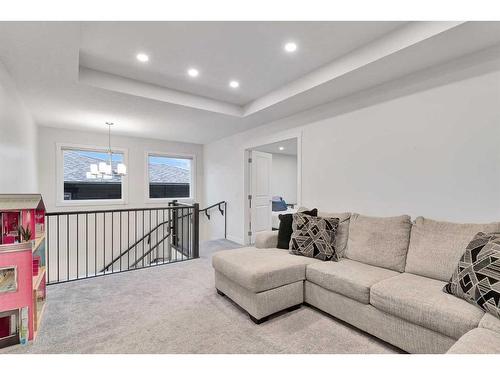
[64, 150, 190, 183]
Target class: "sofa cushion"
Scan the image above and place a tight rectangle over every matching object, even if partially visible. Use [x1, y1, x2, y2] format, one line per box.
[446, 328, 500, 354]
[255, 230, 279, 249]
[479, 313, 500, 334]
[306, 259, 399, 304]
[443, 232, 500, 319]
[212, 247, 320, 293]
[345, 213, 412, 272]
[405, 217, 500, 281]
[318, 211, 351, 258]
[370, 273, 484, 339]
[290, 213, 339, 261]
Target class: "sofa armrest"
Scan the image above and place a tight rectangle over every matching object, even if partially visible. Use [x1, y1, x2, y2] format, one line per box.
[255, 230, 279, 249]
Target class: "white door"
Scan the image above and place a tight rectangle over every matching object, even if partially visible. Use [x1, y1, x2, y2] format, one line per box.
[249, 150, 272, 243]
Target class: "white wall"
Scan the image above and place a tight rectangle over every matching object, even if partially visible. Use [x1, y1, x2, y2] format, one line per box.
[204, 69, 500, 244]
[38, 126, 204, 212]
[0, 61, 38, 193]
[271, 154, 297, 204]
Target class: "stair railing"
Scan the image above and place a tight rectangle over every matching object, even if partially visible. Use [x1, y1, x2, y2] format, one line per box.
[44, 201, 225, 285]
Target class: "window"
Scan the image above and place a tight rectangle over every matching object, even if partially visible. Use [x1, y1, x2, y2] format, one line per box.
[61, 148, 125, 202]
[147, 154, 193, 199]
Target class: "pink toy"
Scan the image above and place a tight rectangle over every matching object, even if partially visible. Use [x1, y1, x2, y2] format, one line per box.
[32, 257, 40, 277]
[0, 194, 46, 348]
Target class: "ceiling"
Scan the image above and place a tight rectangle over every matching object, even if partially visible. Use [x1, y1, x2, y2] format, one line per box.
[79, 22, 404, 106]
[1, 21, 500, 144]
[252, 138, 297, 156]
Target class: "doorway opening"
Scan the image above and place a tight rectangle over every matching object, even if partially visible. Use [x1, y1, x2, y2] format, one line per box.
[245, 137, 300, 245]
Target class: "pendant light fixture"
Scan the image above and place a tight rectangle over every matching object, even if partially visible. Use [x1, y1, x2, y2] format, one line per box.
[87, 122, 127, 179]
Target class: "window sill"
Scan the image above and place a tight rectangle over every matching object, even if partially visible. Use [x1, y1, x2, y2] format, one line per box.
[144, 197, 194, 204]
[56, 199, 128, 208]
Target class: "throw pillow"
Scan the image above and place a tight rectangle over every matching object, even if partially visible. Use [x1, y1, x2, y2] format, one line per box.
[277, 208, 317, 249]
[443, 232, 500, 319]
[289, 213, 340, 261]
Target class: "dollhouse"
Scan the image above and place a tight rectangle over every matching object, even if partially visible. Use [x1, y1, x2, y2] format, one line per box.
[0, 194, 46, 348]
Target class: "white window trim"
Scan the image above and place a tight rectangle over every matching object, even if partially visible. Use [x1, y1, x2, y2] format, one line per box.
[144, 151, 196, 203]
[56, 143, 129, 207]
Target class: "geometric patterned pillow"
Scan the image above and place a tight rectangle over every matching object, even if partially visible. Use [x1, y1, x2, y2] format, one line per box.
[289, 213, 340, 261]
[443, 232, 500, 319]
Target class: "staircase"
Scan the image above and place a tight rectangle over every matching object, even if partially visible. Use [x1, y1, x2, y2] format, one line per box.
[44, 201, 226, 284]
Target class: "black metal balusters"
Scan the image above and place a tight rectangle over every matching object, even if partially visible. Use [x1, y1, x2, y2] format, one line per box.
[45, 201, 226, 284]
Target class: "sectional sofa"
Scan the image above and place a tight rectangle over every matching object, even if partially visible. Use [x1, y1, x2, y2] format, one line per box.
[212, 212, 500, 354]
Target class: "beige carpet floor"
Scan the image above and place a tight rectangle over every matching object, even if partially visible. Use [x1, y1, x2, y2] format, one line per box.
[1, 240, 402, 354]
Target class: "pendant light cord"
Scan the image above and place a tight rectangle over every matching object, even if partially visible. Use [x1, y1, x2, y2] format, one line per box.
[108, 122, 112, 168]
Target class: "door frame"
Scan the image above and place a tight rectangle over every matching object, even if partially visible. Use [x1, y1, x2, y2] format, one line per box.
[243, 130, 302, 245]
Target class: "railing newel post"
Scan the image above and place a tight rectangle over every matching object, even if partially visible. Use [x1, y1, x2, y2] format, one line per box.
[192, 203, 200, 259]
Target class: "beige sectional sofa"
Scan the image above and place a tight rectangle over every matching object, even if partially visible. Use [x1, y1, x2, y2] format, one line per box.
[212, 212, 500, 354]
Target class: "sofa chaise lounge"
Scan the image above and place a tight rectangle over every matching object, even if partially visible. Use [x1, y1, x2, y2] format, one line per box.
[212, 212, 500, 354]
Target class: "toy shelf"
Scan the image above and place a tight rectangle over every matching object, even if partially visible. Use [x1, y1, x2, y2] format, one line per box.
[33, 235, 45, 253]
[0, 194, 46, 348]
[33, 266, 46, 290]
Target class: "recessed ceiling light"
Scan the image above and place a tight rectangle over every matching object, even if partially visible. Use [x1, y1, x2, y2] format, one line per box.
[187, 68, 199, 77]
[284, 42, 297, 53]
[279, 146, 285, 151]
[229, 80, 239, 89]
[136, 53, 149, 63]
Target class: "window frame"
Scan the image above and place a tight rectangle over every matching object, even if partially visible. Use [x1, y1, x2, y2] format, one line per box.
[56, 143, 129, 207]
[144, 151, 196, 203]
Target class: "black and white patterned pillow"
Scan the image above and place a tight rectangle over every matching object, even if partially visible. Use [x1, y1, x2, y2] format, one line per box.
[289, 213, 340, 261]
[276, 208, 318, 249]
[443, 232, 500, 319]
